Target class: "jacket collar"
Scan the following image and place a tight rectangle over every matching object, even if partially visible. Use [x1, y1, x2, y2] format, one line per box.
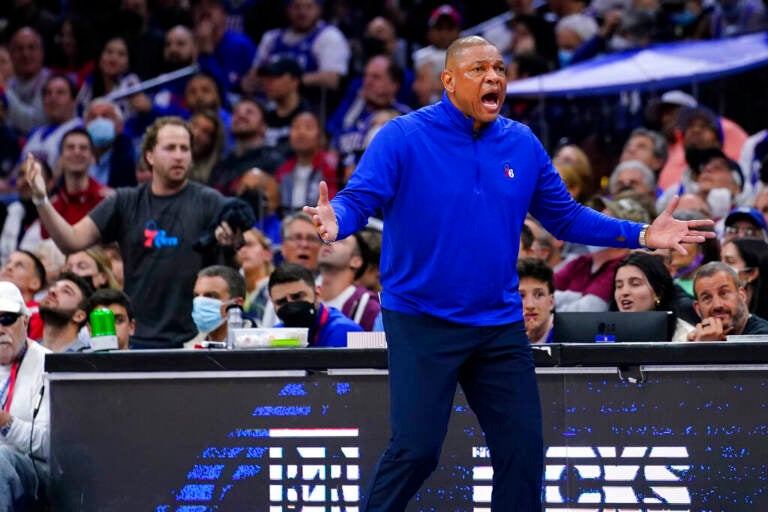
[437, 91, 501, 138]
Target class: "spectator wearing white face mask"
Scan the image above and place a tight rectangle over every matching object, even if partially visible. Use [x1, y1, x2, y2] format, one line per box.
[658, 145, 745, 223]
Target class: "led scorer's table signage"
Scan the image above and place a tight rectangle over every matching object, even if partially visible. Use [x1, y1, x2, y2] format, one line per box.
[48, 361, 768, 512]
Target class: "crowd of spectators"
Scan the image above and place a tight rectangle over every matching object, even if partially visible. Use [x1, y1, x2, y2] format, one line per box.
[0, 0, 764, 345]
[0, 0, 767, 506]
[0, 0, 768, 347]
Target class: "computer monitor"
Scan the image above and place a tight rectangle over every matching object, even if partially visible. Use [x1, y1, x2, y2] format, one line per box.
[553, 311, 674, 343]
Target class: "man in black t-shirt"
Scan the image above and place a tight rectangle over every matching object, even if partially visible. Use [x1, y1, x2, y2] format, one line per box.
[26, 116, 238, 348]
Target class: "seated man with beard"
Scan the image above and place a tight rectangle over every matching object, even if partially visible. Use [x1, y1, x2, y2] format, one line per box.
[38, 272, 94, 353]
[688, 261, 768, 341]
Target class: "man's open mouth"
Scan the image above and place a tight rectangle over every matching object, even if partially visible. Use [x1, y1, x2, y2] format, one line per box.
[482, 92, 500, 109]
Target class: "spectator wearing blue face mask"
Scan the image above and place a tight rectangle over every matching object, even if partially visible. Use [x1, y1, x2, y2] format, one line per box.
[188, 265, 248, 347]
[83, 98, 137, 189]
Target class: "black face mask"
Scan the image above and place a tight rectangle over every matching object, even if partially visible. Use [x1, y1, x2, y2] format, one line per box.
[277, 301, 317, 328]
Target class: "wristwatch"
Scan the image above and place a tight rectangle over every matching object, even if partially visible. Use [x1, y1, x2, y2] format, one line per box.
[638, 224, 651, 250]
[1, 416, 13, 437]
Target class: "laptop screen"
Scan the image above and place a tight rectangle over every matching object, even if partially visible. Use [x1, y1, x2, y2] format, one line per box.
[553, 311, 674, 343]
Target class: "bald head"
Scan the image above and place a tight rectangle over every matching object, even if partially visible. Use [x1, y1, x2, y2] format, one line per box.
[444, 36, 496, 70]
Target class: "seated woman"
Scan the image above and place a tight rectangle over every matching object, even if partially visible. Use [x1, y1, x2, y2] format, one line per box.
[611, 251, 695, 342]
[65, 245, 121, 291]
[236, 228, 274, 327]
[721, 237, 768, 320]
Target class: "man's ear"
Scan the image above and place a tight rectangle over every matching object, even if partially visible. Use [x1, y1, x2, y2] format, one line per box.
[441, 70, 454, 93]
[349, 254, 363, 273]
[73, 309, 87, 326]
[30, 274, 42, 295]
[220, 297, 245, 317]
[738, 286, 748, 304]
[693, 301, 701, 319]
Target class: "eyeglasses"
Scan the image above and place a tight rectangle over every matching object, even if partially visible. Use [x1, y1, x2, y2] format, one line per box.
[0, 313, 21, 327]
[725, 226, 760, 238]
[284, 234, 321, 245]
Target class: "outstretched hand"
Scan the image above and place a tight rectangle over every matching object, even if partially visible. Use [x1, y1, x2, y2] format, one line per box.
[303, 181, 338, 243]
[23, 153, 48, 201]
[645, 195, 715, 254]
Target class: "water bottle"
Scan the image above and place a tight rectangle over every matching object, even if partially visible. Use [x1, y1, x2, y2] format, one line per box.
[226, 304, 244, 350]
[90, 308, 118, 351]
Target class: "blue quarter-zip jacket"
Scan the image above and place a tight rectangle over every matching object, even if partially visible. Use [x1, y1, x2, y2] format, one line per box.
[331, 93, 643, 326]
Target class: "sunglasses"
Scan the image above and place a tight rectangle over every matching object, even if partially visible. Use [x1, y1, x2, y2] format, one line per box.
[0, 313, 21, 327]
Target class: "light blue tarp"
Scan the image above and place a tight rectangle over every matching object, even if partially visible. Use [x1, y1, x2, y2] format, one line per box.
[505, 31, 768, 97]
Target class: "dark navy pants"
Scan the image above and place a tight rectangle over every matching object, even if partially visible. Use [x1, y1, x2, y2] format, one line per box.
[362, 309, 543, 511]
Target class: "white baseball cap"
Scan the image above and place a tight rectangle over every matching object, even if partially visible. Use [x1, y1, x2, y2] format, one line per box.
[0, 282, 29, 315]
[660, 90, 698, 108]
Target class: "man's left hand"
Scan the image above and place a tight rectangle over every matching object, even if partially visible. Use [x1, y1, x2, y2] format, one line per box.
[645, 195, 715, 254]
[214, 221, 242, 248]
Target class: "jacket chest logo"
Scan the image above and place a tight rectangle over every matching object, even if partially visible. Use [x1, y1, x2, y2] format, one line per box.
[504, 162, 515, 179]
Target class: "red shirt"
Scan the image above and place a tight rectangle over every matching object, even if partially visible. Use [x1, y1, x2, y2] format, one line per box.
[274, 151, 339, 198]
[26, 300, 42, 341]
[42, 177, 112, 238]
[554, 253, 625, 304]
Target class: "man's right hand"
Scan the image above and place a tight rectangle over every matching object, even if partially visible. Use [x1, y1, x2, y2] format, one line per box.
[303, 181, 338, 243]
[24, 153, 47, 203]
[687, 317, 726, 342]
